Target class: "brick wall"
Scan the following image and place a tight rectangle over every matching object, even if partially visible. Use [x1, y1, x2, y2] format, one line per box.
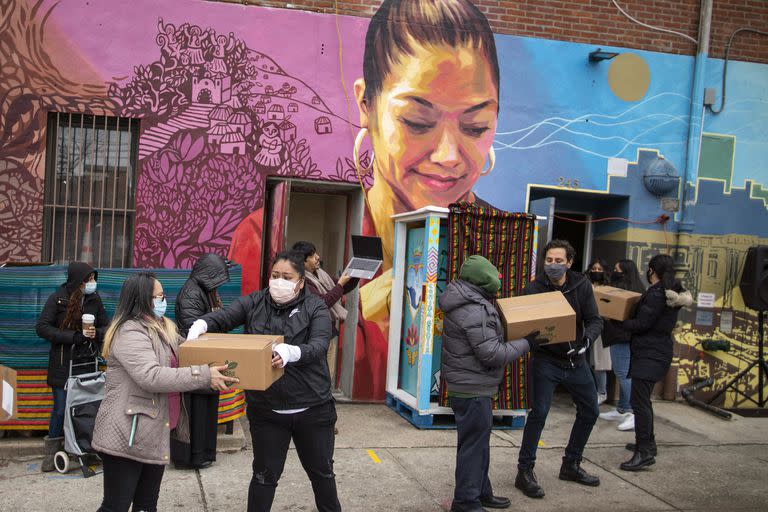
[210, 0, 768, 64]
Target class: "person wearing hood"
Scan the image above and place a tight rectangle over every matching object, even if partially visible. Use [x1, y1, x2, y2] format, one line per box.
[185, 250, 339, 512]
[618, 254, 693, 472]
[173, 253, 231, 469]
[35, 261, 110, 472]
[440, 255, 540, 512]
[514, 240, 603, 499]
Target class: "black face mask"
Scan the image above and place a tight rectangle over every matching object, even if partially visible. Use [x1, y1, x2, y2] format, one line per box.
[611, 271, 624, 283]
[588, 271, 604, 283]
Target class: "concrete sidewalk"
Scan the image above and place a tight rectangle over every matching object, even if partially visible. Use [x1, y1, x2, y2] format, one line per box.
[1, 397, 766, 511]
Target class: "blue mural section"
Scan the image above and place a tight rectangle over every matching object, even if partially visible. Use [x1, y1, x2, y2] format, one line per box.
[398, 227, 425, 397]
[470, 34, 767, 242]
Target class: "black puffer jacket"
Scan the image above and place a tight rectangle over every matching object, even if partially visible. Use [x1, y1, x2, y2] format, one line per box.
[201, 287, 332, 410]
[36, 262, 110, 387]
[439, 280, 531, 397]
[175, 254, 230, 338]
[624, 283, 690, 382]
[523, 270, 603, 367]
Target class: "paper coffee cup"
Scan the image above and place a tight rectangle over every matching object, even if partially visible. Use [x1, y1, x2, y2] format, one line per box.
[82, 314, 95, 329]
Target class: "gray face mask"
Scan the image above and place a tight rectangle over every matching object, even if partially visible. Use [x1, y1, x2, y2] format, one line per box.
[544, 263, 568, 282]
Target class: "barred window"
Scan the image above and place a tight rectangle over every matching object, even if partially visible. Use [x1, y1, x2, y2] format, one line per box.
[42, 113, 140, 267]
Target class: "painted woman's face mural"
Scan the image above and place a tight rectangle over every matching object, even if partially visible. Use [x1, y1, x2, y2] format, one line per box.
[355, 42, 498, 211]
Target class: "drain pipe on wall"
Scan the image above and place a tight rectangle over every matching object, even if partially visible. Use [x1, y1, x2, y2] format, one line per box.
[677, 0, 712, 244]
[666, 0, 713, 401]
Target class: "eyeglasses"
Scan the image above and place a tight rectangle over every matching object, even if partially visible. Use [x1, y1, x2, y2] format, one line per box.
[152, 293, 166, 301]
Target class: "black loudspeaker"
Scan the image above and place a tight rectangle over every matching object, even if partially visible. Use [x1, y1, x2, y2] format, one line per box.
[739, 246, 768, 311]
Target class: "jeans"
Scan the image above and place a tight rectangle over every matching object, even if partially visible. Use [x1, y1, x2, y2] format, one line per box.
[630, 378, 656, 450]
[247, 401, 340, 512]
[594, 371, 607, 396]
[97, 452, 165, 512]
[610, 344, 632, 413]
[449, 396, 493, 508]
[48, 386, 67, 438]
[518, 357, 599, 470]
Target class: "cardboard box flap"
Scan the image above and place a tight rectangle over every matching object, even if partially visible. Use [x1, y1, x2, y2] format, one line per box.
[193, 333, 282, 351]
[496, 291, 577, 344]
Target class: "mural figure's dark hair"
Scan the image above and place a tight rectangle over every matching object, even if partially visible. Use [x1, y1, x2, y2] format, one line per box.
[272, 250, 306, 278]
[292, 241, 317, 262]
[648, 254, 680, 291]
[543, 239, 576, 263]
[613, 259, 646, 293]
[363, 0, 500, 105]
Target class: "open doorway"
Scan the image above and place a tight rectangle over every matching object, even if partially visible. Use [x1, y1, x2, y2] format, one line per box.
[262, 178, 366, 398]
[528, 187, 630, 273]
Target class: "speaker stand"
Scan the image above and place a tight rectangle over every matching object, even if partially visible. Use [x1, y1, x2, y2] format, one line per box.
[706, 310, 768, 415]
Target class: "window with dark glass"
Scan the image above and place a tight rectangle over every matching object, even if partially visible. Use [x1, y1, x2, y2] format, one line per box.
[42, 113, 140, 267]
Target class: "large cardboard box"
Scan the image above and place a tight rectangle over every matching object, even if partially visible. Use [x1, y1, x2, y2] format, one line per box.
[0, 364, 18, 421]
[179, 333, 284, 391]
[496, 291, 576, 344]
[594, 286, 642, 321]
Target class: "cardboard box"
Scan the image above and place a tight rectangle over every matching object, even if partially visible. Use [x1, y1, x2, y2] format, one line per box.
[594, 286, 642, 321]
[496, 291, 576, 344]
[1, 364, 18, 421]
[179, 333, 284, 391]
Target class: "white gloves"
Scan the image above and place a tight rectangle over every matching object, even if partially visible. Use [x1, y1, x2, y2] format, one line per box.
[272, 343, 301, 368]
[186, 319, 208, 341]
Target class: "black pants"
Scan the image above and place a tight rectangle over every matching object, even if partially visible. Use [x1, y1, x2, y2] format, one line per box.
[630, 378, 656, 450]
[449, 396, 494, 508]
[246, 400, 340, 512]
[171, 391, 219, 468]
[97, 452, 165, 512]
[518, 357, 600, 469]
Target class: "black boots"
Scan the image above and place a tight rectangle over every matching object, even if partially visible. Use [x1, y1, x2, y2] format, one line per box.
[620, 449, 656, 471]
[625, 441, 658, 456]
[559, 459, 600, 486]
[41, 436, 63, 472]
[480, 495, 511, 509]
[515, 467, 545, 499]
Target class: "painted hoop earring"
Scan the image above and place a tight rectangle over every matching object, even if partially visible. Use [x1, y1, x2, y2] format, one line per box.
[480, 147, 495, 176]
[354, 128, 375, 174]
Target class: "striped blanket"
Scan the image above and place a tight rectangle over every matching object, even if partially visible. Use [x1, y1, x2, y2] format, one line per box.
[0, 265, 246, 430]
[439, 202, 536, 410]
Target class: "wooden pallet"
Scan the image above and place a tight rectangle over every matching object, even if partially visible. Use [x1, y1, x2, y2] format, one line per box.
[386, 393, 526, 430]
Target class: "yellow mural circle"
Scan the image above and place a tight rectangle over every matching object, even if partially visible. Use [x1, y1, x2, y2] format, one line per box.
[607, 53, 651, 102]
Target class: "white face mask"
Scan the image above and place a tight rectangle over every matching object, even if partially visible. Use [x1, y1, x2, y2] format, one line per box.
[269, 278, 299, 305]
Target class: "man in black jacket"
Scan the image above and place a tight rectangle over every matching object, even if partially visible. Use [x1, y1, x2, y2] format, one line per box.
[514, 240, 603, 499]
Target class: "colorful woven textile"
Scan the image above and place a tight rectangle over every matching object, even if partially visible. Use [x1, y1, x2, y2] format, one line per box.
[438, 201, 536, 410]
[0, 265, 246, 430]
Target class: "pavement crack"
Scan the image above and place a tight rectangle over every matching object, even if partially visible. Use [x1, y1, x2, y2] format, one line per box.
[386, 448, 445, 510]
[196, 469, 209, 512]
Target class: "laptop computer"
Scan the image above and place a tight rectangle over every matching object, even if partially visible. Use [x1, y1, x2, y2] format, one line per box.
[342, 236, 383, 279]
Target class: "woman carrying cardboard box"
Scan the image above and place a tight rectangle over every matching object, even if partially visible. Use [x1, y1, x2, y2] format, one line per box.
[617, 255, 692, 471]
[185, 250, 340, 512]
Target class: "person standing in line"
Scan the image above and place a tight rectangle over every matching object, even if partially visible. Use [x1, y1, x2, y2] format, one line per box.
[619, 255, 692, 471]
[585, 258, 611, 405]
[36, 261, 110, 472]
[599, 259, 646, 431]
[186, 250, 340, 512]
[174, 253, 231, 469]
[514, 240, 603, 499]
[92, 272, 236, 512]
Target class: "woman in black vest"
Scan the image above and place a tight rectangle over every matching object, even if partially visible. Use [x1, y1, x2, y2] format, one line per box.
[36, 261, 110, 472]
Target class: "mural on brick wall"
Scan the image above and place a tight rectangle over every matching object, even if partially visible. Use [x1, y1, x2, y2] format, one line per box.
[1, 0, 767, 404]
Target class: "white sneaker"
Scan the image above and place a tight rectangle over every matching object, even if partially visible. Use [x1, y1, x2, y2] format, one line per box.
[597, 393, 608, 405]
[599, 409, 629, 421]
[617, 413, 635, 431]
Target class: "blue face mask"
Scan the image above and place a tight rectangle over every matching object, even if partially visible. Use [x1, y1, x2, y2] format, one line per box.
[153, 298, 167, 318]
[84, 281, 97, 295]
